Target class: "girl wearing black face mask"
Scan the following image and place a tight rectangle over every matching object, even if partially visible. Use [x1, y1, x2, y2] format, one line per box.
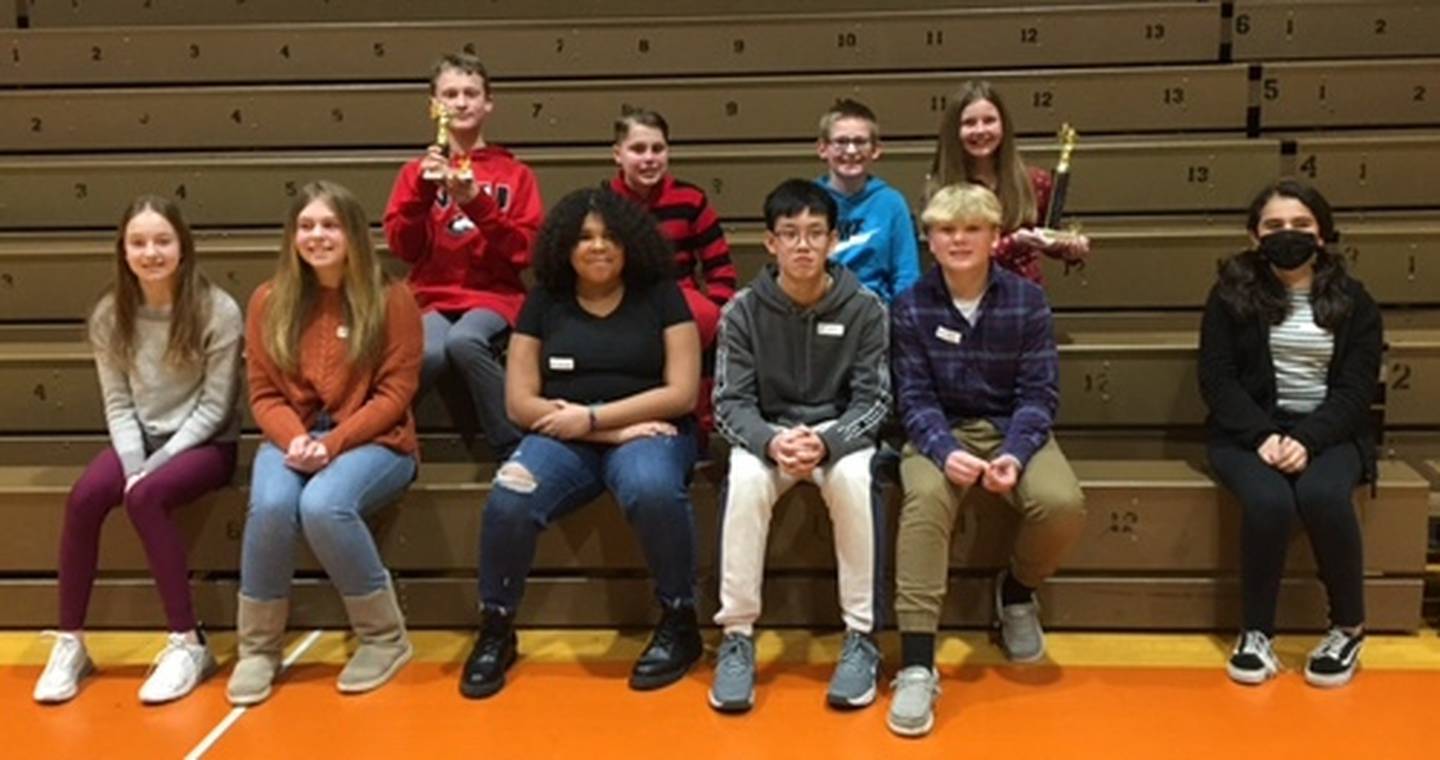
[1198, 179, 1382, 690]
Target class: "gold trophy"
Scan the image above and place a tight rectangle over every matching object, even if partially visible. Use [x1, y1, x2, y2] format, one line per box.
[423, 98, 451, 181]
[1043, 123, 1087, 272]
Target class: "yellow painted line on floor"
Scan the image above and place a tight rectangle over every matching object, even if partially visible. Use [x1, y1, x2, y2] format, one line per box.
[5, 628, 1440, 671]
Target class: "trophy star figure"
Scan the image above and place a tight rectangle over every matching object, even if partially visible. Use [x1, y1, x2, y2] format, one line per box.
[423, 98, 452, 181]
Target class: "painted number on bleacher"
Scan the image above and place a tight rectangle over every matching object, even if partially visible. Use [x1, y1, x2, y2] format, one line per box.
[331, 108, 344, 123]
[1262, 78, 1280, 101]
[554, 38, 565, 53]
[1389, 362, 1412, 391]
[929, 95, 947, 112]
[90, 46, 103, 62]
[1415, 86, 1427, 102]
[733, 39, 746, 54]
[1019, 27, 1039, 44]
[1145, 23, 1165, 40]
[1109, 511, 1139, 534]
[1163, 87, 1185, 105]
[278, 44, 291, 59]
[1234, 14, 1251, 35]
[711, 178, 724, 195]
[73, 182, 88, 199]
[724, 101, 739, 117]
[1342, 245, 1360, 266]
[1374, 19, 1388, 35]
[638, 38, 651, 53]
[925, 30, 944, 47]
[10, 46, 18, 64]
[1083, 371, 1109, 394]
[372, 43, 386, 58]
[174, 184, 188, 200]
[1299, 155, 1318, 179]
[230, 109, 243, 125]
[188, 44, 201, 59]
[29, 117, 41, 133]
[531, 102, 543, 118]
[837, 32, 858, 48]
[284, 181, 297, 197]
[1032, 91, 1054, 109]
[1186, 166, 1210, 183]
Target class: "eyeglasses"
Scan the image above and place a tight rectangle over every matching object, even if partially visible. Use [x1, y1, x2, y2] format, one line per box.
[773, 228, 831, 247]
[825, 137, 873, 152]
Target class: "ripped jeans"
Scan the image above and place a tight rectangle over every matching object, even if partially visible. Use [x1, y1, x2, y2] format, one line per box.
[478, 424, 699, 612]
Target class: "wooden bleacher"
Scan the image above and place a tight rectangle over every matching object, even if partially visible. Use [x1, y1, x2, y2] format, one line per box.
[0, 0, 1436, 632]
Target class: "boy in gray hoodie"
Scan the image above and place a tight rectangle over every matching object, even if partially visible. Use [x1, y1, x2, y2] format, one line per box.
[709, 179, 891, 714]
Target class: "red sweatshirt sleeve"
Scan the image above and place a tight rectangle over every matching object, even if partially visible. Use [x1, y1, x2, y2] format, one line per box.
[383, 160, 439, 265]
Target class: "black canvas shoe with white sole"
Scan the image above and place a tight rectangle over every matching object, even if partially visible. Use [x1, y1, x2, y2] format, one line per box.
[1305, 627, 1363, 688]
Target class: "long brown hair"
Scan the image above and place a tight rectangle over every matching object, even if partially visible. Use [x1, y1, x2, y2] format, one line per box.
[91, 195, 213, 370]
[1217, 179, 1353, 329]
[261, 180, 389, 373]
[927, 81, 1037, 232]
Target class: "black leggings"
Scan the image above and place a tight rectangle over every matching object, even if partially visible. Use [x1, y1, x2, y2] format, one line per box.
[1208, 439, 1364, 635]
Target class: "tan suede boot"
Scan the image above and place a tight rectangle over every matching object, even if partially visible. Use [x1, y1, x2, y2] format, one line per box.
[226, 594, 288, 706]
[337, 578, 413, 693]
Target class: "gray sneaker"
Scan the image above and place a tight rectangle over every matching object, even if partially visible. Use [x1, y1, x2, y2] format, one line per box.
[995, 570, 1045, 662]
[708, 632, 755, 713]
[886, 665, 940, 737]
[826, 630, 880, 708]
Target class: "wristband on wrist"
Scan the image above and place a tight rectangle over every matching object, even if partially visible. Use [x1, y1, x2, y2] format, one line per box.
[587, 404, 600, 432]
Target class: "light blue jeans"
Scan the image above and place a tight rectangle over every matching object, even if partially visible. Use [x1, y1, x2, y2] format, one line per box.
[240, 439, 415, 600]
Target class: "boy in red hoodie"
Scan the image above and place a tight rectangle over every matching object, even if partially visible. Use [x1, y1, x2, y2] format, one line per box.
[384, 53, 542, 459]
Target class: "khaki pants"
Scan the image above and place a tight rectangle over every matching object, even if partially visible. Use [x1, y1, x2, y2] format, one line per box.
[894, 420, 1086, 634]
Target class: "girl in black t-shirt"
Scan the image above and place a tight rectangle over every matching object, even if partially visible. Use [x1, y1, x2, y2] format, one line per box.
[460, 188, 703, 700]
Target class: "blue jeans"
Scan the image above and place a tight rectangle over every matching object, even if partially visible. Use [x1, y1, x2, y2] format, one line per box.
[480, 426, 699, 612]
[422, 308, 521, 456]
[241, 439, 415, 600]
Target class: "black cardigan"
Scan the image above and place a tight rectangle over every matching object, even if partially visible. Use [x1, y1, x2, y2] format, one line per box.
[1197, 276, 1383, 482]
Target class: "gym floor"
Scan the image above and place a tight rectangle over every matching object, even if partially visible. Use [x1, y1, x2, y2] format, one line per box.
[5, 627, 1438, 758]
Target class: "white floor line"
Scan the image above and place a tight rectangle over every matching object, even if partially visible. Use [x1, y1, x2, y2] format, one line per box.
[183, 629, 325, 760]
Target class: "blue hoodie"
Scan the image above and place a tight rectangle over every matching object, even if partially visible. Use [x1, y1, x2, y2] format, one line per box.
[816, 174, 921, 303]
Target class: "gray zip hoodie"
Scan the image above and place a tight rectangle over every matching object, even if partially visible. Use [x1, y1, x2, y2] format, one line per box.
[714, 260, 891, 463]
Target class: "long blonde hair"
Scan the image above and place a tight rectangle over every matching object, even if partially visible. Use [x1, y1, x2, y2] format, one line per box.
[92, 195, 213, 370]
[261, 180, 388, 374]
[927, 81, 1037, 232]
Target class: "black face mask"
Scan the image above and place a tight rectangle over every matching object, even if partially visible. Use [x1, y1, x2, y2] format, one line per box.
[1257, 229, 1319, 270]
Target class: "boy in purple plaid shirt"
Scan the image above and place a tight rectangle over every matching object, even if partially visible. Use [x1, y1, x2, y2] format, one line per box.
[886, 184, 1085, 738]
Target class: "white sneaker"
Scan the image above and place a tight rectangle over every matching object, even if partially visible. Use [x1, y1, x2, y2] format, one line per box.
[138, 632, 216, 705]
[33, 631, 94, 704]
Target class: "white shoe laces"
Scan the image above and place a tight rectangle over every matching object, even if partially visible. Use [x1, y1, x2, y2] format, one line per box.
[1312, 629, 1352, 660]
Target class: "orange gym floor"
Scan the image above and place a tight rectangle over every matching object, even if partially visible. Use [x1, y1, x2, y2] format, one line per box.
[5, 629, 1438, 759]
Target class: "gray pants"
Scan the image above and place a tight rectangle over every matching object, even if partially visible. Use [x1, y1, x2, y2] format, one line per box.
[422, 308, 521, 456]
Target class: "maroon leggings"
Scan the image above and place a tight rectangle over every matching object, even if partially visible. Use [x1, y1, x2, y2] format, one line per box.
[58, 442, 237, 631]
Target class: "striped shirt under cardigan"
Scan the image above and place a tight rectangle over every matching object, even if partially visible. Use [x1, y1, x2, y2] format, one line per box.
[608, 172, 737, 307]
[891, 264, 1060, 469]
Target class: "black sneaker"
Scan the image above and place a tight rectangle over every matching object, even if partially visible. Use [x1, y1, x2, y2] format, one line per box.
[629, 602, 702, 691]
[1305, 627, 1363, 688]
[1226, 630, 1279, 685]
[459, 611, 517, 699]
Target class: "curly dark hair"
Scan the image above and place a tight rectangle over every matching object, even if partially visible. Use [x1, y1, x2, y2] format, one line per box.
[1216, 179, 1353, 329]
[532, 187, 674, 295]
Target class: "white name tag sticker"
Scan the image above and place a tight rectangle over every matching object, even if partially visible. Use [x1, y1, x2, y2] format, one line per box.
[548, 356, 576, 371]
[935, 326, 963, 345]
[817, 322, 845, 337]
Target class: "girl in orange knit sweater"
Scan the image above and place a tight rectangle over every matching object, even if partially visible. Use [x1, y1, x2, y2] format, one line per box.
[228, 181, 423, 706]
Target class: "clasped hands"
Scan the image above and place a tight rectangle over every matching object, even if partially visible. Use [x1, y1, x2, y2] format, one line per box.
[766, 426, 829, 479]
[285, 434, 330, 473]
[944, 449, 1021, 494]
[1257, 433, 1309, 474]
[532, 400, 675, 443]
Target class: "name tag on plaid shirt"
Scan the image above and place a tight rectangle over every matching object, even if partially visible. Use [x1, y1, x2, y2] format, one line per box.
[934, 326, 963, 345]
